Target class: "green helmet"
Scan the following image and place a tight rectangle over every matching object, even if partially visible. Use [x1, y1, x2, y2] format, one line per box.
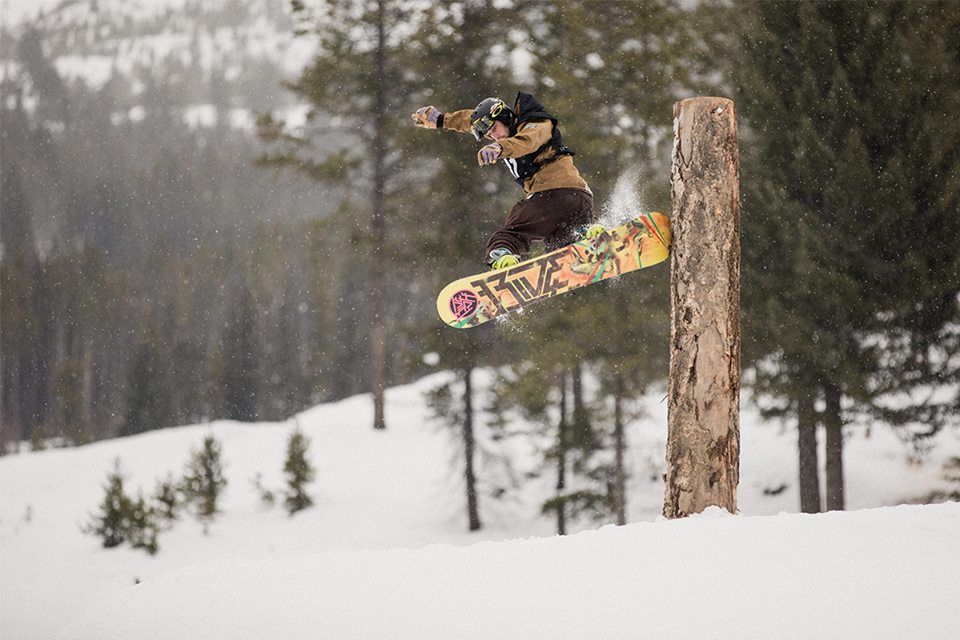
[470, 97, 515, 141]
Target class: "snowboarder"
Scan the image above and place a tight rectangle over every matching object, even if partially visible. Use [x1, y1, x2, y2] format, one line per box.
[412, 92, 600, 270]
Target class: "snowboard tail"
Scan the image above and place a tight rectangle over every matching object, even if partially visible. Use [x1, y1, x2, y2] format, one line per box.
[437, 211, 671, 329]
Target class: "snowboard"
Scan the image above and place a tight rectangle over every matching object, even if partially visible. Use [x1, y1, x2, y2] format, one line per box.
[436, 211, 671, 329]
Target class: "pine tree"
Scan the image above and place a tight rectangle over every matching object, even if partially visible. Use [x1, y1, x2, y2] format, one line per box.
[204, 343, 226, 420]
[125, 493, 160, 555]
[2, 15, 356, 444]
[16, 26, 70, 125]
[1, 253, 37, 451]
[247, 225, 311, 420]
[405, 1, 536, 533]
[87, 461, 130, 548]
[283, 427, 316, 515]
[304, 218, 338, 402]
[221, 283, 259, 422]
[182, 435, 228, 520]
[51, 358, 85, 445]
[153, 474, 183, 522]
[425, 369, 486, 532]
[85, 459, 161, 554]
[517, 0, 689, 201]
[0, 163, 35, 260]
[484, 1, 681, 527]
[264, 0, 432, 430]
[731, 1, 960, 510]
[122, 318, 174, 436]
[489, 362, 602, 535]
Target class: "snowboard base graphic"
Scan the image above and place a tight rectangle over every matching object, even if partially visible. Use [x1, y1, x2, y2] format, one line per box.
[437, 211, 671, 329]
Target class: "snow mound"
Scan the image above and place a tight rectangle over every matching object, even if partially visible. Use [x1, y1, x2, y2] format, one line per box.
[2, 370, 957, 639]
[57, 502, 960, 639]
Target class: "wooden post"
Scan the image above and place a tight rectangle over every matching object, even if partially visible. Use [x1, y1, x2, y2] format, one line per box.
[663, 97, 741, 518]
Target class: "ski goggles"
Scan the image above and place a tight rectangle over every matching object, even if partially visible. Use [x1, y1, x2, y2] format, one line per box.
[471, 115, 495, 141]
[471, 100, 509, 140]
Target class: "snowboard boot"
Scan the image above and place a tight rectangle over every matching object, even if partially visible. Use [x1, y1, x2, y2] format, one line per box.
[488, 247, 520, 271]
[583, 223, 605, 239]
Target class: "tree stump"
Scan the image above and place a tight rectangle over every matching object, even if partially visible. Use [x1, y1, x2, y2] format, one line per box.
[663, 97, 741, 518]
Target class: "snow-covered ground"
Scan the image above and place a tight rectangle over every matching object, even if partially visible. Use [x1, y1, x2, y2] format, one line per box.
[1, 370, 958, 639]
[56, 503, 960, 640]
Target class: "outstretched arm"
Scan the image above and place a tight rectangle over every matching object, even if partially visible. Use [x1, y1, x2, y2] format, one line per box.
[411, 106, 474, 134]
[438, 109, 473, 133]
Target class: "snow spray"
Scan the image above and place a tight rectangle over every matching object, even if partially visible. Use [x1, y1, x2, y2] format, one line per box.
[599, 166, 650, 229]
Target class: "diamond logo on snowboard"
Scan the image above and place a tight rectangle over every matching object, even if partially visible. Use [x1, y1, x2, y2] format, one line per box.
[450, 290, 479, 320]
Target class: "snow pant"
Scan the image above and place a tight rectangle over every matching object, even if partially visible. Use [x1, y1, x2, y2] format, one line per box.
[484, 188, 595, 265]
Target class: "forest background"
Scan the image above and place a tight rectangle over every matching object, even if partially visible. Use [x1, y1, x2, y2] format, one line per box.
[2, 0, 958, 517]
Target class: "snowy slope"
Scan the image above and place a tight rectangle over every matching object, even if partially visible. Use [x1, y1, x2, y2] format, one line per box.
[57, 503, 960, 640]
[1, 370, 958, 639]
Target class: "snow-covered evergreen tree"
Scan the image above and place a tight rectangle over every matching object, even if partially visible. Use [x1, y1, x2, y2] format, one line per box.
[86, 461, 129, 549]
[85, 459, 160, 554]
[153, 473, 183, 522]
[181, 435, 227, 520]
[283, 427, 315, 515]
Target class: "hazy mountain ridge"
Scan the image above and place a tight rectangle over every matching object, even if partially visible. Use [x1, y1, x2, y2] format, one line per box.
[2, 0, 316, 121]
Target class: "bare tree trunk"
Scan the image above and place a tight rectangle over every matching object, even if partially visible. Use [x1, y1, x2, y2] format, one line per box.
[664, 97, 741, 518]
[797, 389, 822, 513]
[612, 374, 627, 525]
[369, 0, 388, 430]
[462, 367, 482, 531]
[556, 370, 568, 536]
[25, 349, 42, 443]
[0, 351, 7, 455]
[81, 336, 94, 444]
[823, 383, 845, 511]
[12, 354, 26, 452]
[571, 361, 593, 460]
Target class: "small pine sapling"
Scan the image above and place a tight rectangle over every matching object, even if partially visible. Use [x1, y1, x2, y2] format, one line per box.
[153, 473, 183, 522]
[181, 435, 227, 520]
[85, 459, 161, 554]
[125, 493, 160, 555]
[283, 428, 315, 515]
[86, 460, 130, 548]
[251, 473, 277, 507]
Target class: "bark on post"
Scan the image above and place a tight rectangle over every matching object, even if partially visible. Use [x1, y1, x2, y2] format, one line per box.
[663, 97, 741, 518]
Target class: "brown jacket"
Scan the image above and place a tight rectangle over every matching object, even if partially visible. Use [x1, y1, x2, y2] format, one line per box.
[442, 108, 591, 197]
